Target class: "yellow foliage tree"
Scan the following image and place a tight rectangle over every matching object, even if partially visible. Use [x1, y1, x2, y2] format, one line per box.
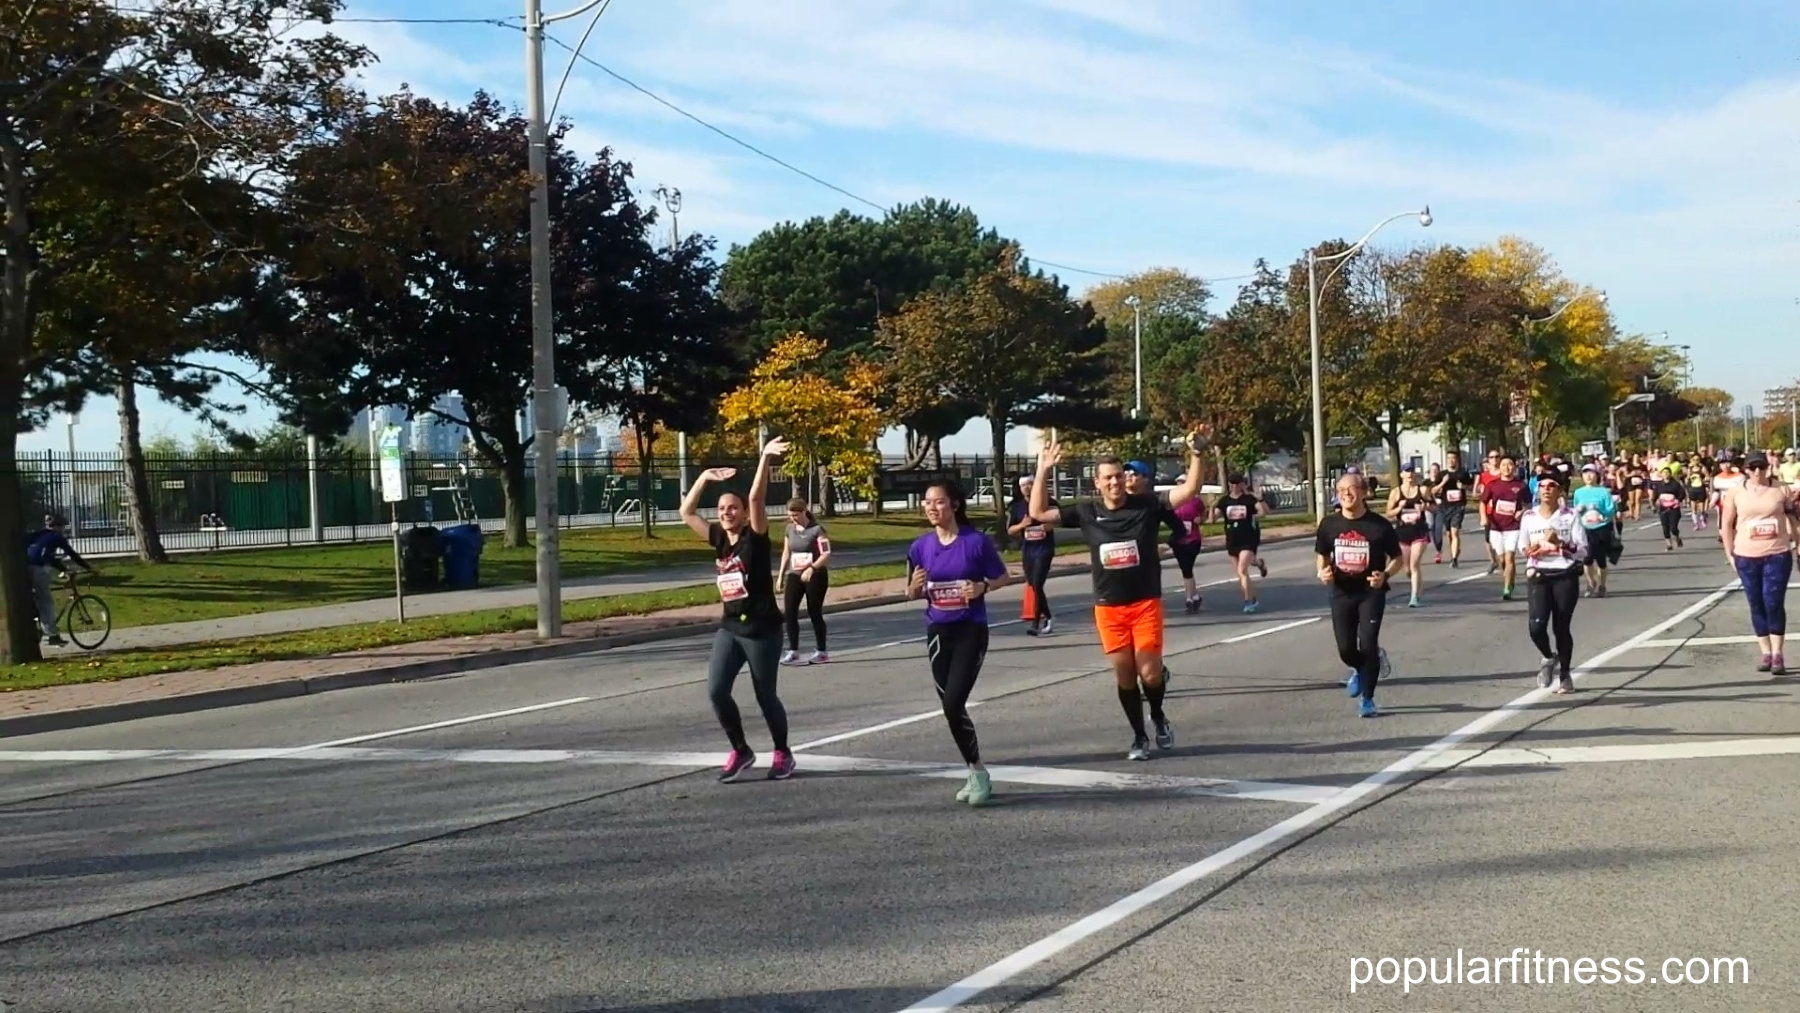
[718, 333, 885, 502]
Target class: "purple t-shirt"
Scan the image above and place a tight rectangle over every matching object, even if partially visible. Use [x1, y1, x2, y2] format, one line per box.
[906, 527, 1008, 626]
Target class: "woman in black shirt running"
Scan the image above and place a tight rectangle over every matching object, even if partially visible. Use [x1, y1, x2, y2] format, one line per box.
[679, 437, 795, 783]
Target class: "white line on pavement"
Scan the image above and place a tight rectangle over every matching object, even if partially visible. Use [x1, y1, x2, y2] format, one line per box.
[1631, 635, 1760, 648]
[790, 706, 983, 752]
[1424, 737, 1800, 769]
[894, 578, 1742, 1013]
[0, 746, 1332, 804]
[288, 696, 598, 753]
[1449, 571, 1490, 585]
[1219, 617, 1320, 643]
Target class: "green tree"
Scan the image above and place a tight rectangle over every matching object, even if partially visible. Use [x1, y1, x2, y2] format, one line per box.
[720, 199, 1011, 465]
[878, 256, 1133, 540]
[266, 93, 715, 548]
[0, 0, 365, 661]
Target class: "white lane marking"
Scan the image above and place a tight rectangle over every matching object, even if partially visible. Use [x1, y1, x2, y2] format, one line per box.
[1449, 571, 1490, 585]
[790, 705, 983, 752]
[1425, 737, 1800, 769]
[1219, 617, 1320, 643]
[1632, 635, 1760, 648]
[894, 579, 1742, 1013]
[288, 696, 597, 753]
[0, 747, 1328, 803]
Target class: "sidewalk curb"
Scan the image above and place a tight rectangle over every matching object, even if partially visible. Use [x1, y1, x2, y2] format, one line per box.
[0, 527, 1311, 738]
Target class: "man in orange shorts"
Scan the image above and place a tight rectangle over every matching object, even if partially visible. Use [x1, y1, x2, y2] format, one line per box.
[1027, 432, 1208, 760]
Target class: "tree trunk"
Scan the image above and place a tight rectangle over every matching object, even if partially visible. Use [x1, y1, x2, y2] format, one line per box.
[117, 373, 169, 563]
[636, 428, 656, 539]
[499, 449, 528, 549]
[869, 437, 884, 519]
[1382, 421, 1403, 488]
[988, 414, 1010, 548]
[0, 132, 42, 662]
[931, 439, 943, 470]
[819, 468, 836, 518]
[0, 403, 37, 663]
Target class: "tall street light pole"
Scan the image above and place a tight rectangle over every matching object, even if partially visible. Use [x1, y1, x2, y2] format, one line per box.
[525, 0, 611, 638]
[1125, 294, 1142, 419]
[1308, 208, 1432, 520]
[1519, 288, 1607, 463]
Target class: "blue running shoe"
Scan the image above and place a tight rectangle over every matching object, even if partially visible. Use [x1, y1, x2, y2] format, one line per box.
[1359, 697, 1378, 718]
[1345, 671, 1362, 698]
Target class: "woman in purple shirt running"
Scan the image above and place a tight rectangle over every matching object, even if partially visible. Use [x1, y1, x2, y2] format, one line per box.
[906, 479, 1010, 807]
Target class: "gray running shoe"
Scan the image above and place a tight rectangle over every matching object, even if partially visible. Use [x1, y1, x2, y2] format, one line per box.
[1537, 657, 1556, 689]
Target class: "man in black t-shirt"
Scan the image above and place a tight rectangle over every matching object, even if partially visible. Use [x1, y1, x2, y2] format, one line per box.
[1315, 472, 1404, 718]
[1027, 435, 1206, 761]
[1431, 450, 1472, 568]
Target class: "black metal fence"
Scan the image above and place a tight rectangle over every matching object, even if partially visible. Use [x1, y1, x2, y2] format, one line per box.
[9, 450, 1308, 557]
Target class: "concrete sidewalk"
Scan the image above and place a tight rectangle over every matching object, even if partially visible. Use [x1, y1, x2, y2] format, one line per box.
[80, 545, 915, 653]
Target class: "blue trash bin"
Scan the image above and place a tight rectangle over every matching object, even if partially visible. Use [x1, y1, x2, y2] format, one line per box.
[441, 523, 484, 590]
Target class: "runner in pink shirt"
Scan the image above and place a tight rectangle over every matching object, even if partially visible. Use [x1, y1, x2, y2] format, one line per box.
[1719, 453, 1800, 674]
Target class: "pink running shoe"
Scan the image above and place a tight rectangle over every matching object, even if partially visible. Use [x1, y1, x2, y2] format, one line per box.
[767, 749, 797, 780]
[718, 749, 756, 782]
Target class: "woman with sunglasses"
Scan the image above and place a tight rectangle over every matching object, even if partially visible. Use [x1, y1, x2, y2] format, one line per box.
[1520, 474, 1587, 695]
[1719, 452, 1800, 675]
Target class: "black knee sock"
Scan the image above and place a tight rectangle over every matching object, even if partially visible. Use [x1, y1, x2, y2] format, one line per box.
[1116, 685, 1147, 739]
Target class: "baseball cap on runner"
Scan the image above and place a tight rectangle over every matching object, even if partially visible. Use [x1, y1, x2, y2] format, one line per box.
[1126, 460, 1152, 478]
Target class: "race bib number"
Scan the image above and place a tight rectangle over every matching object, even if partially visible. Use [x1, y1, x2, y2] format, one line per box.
[716, 572, 748, 602]
[1751, 519, 1779, 541]
[1582, 510, 1603, 527]
[1400, 510, 1421, 525]
[1225, 505, 1248, 521]
[1445, 489, 1463, 503]
[925, 581, 968, 610]
[1333, 533, 1370, 574]
[1657, 494, 1678, 509]
[1494, 500, 1517, 516]
[1186, 519, 1202, 537]
[1099, 540, 1141, 569]
[1629, 477, 1643, 487]
[1023, 526, 1048, 541]
[791, 552, 813, 569]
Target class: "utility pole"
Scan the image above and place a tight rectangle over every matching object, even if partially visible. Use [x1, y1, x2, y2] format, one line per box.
[657, 184, 689, 495]
[525, 0, 562, 637]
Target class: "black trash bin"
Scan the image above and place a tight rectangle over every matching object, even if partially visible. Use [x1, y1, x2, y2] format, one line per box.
[401, 526, 443, 592]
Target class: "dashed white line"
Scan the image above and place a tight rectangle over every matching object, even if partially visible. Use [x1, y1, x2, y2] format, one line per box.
[1220, 617, 1320, 643]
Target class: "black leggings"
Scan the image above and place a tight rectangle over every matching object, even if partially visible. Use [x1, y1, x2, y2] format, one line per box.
[1330, 590, 1387, 700]
[1659, 508, 1682, 540]
[1527, 568, 1581, 676]
[1584, 525, 1614, 569]
[1172, 542, 1202, 580]
[928, 622, 989, 764]
[707, 627, 788, 753]
[783, 570, 830, 652]
[1022, 549, 1053, 621]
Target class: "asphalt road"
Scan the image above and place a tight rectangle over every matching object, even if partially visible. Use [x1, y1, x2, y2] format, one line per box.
[3, 519, 1797, 1012]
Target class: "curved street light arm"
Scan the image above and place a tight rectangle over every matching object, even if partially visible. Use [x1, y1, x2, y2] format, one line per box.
[1314, 209, 1430, 293]
[541, 0, 611, 23]
[1525, 286, 1606, 326]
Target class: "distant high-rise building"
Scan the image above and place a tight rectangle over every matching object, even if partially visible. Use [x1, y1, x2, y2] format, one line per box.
[410, 394, 468, 459]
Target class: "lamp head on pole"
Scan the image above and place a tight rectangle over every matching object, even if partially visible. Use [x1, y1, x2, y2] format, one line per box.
[1418, 206, 1433, 228]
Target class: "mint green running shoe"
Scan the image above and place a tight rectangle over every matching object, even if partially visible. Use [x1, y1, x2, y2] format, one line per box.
[955, 772, 975, 803]
[966, 769, 992, 806]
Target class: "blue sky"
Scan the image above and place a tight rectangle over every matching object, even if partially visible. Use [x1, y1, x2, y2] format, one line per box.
[30, 0, 1800, 456]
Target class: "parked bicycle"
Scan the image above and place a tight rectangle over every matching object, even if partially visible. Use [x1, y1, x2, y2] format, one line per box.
[54, 568, 112, 650]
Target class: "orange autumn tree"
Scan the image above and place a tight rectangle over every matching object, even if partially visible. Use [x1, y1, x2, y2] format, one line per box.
[718, 334, 884, 507]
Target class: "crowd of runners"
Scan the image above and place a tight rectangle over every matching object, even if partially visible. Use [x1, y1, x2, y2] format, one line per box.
[677, 436, 1800, 802]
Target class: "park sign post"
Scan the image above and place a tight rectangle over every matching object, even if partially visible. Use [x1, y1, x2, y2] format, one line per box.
[379, 424, 406, 623]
